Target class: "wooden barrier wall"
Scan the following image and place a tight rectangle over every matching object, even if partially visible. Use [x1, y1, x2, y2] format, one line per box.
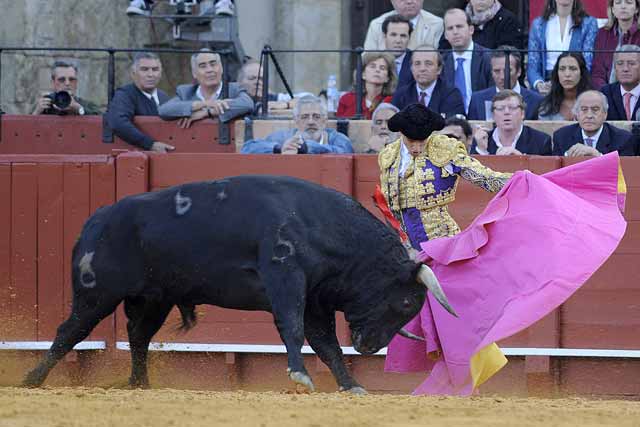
[1, 152, 639, 396]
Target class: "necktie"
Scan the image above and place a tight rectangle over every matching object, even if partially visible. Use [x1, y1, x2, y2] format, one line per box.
[585, 137, 594, 148]
[624, 92, 633, 120]
[455, 57, 467, 106]
[419, 91, 427, 107]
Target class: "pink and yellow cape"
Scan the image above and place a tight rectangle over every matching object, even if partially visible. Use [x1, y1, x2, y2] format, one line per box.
[384, 152, 627, 395]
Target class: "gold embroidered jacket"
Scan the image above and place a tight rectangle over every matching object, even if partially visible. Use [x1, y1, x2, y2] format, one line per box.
[378, 134, 512, 246]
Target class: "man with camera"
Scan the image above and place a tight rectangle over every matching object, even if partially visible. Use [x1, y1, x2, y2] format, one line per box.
[32, 61, 101, 116]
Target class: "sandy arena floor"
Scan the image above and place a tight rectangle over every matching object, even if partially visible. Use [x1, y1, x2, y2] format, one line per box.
[1, 387, 639, 427]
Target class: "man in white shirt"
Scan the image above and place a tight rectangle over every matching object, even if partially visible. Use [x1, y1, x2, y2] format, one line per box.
[553, 90, 637, 156]
[440, 8, 493, 113]
[364, 0, 443, 52]
[600, 45, 640, 121]
[159, 48, 253, 128]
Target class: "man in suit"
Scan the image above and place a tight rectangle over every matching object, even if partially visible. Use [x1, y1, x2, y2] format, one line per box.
[553, 90, 637, 157]
[159, 49, 253, 127]
[471, 90, 551, 155]
[391, 47, 464, 118]
[105, 52, 174, 152]
[468, 45, 543, 120]
[600, 45, 640, 121]
[382, 14, 413, 89]
[364, 0, 443, 53]
[440, 8, 493, 113]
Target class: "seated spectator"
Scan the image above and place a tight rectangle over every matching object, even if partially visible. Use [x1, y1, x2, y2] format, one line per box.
[465, 0, 524, 49]
[237, 60, 305, 114]
[159, 49, 253, 127]
[468, 46, 543, 120]
[366, 103, 400, 153]
[241, 95, 353, 154]
[127, 0, 235, 16]
[364, 0, 443, 52]
[105, 52, 174, 153]
[528, 0, 598, 95]
[337, 53, 396, 119]
[391, 47, 464, 117]
[471, 90, 552, 155]
[601, 45, 640, 120]
[436, 115, 474, 152]
[592, 0, 640, 89]
[441, 8, 493, 113]
[553, 90, 637, 156]
[381, 14, 414, 88]
[33, 61, 101, 116]
[538, 52, 592, 121]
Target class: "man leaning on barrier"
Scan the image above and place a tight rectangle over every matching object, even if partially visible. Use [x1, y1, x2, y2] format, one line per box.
[241, 95, 353, 155]
[33, 61, 101, 116]
[159, 49, 253, 128]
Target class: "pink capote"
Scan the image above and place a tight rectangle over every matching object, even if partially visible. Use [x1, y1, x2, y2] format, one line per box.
[384, 152, 627, 395]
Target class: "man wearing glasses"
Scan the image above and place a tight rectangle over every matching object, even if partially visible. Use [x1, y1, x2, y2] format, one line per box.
[241, 95, 353, 154]
[33, 61, 101, 116]
[470, 90, 551, 155]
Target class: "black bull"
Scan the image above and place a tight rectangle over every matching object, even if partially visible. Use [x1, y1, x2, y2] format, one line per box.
[24, 175, 454, 393]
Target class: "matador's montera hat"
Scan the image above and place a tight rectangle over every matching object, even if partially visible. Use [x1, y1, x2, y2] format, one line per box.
[387, 103, 446, 140]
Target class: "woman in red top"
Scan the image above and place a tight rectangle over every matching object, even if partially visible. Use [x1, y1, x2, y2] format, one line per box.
[337, 52, 397, 119]
[592, 0, 640, 89]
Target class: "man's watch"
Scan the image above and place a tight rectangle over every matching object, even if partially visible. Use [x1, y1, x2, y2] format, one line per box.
[78, 106, 85, 116]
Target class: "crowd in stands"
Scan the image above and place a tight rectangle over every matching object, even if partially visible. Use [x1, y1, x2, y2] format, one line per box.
[29, 0, 640, 157]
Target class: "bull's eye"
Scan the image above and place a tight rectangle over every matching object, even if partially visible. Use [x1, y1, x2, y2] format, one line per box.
[401, 298, 412, 310]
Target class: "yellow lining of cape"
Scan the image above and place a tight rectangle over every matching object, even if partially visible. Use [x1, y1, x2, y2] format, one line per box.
[469, 343, 508, 388]
[618, 163, 627, 195]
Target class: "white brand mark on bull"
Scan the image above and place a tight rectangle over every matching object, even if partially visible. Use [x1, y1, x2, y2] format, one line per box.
[78, 252, 96, 288]
[175, 191, 192, 216]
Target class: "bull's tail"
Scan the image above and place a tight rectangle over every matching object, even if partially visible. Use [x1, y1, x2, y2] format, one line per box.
[177, 304, 197, 332]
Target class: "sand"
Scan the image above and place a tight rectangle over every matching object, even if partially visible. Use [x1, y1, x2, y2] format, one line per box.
[1, 387, 639, 427]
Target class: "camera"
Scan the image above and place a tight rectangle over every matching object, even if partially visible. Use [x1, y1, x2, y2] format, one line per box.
[45, 91, 72, 110]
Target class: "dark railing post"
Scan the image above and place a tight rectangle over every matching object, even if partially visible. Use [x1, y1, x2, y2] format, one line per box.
[354, 46, 364, 119]
[504, 49, 511, 91]
[107, 49, 116, 105]
[218, 50, 230, 145]
[261, 45, 271, 118]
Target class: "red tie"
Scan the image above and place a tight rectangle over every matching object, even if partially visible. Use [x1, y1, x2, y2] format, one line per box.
[419, 91, 427, 107]
[624, 92, 633, 120]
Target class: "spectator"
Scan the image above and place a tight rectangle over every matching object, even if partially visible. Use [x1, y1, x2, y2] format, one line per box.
[592, 0, 640, 89]
[127, 0, 235, 17]
[382, 14, 414, 88]
[159, 49, 253, 127]
[468, 46, 543, 120]
[441, 8, 493, 113]
[337, 53, 397, 119]
[391, 47, 465, 117]
[538, 51, 592, 121]
[105, 52, 174, 152]
[553, 90, 637, 156]
[241, 95, 353, 154]
[471, 90, 552, 155]
[528, 0, 598, 95]
[366, 103, 400, 153]
[436, 115, 474, 152]
[464, 0, 524, 49]
[364, 0, 443, 52]
[601, 44, 640, 120]
[33, 61, 101, 116]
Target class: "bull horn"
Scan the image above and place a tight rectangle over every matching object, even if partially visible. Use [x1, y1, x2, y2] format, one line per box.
[398, 328, 425, 342]
[417, 265, 458, 317]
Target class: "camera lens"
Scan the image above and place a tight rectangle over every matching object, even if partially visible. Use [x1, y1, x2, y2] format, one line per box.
[53, 91, 71, 109]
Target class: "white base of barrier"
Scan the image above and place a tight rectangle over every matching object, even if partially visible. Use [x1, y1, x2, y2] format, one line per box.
[0, 341, 106, 351]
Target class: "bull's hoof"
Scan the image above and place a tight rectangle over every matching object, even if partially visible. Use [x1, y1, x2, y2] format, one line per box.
[341, 386, 368, 395]
[287, 369, 315, 392]
[23, 370, 45, 388]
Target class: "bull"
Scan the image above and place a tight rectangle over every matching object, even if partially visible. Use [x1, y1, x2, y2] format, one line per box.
[24, 175, 454, 393]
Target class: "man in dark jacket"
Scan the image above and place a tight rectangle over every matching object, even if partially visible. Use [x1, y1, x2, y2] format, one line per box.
[470, 90, 551, 155]
[392, 48, 464, 118]
[553, 90, 637, 157]
[600, 45, 640, 121]
[105, 52, 174, 152]
[33, 61, 101, 116]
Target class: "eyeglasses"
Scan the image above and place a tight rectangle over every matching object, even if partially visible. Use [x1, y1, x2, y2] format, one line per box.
[55, 77, 77, 83]
[298, 113, 324, 121]
[492, 105, 522, 112]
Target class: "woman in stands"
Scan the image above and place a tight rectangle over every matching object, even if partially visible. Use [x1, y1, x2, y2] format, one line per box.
[538, 52, 593, 120]
[592, 0, 640, 89]
[527, 0, 598, 96]
[337, 53, 397, 119]
[465, 0, 524, 49]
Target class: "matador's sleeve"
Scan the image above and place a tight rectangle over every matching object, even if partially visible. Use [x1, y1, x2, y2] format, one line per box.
[427, 134, 512, 193]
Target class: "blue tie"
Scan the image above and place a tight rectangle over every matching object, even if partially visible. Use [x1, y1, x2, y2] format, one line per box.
[455, 57, 467, 107]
